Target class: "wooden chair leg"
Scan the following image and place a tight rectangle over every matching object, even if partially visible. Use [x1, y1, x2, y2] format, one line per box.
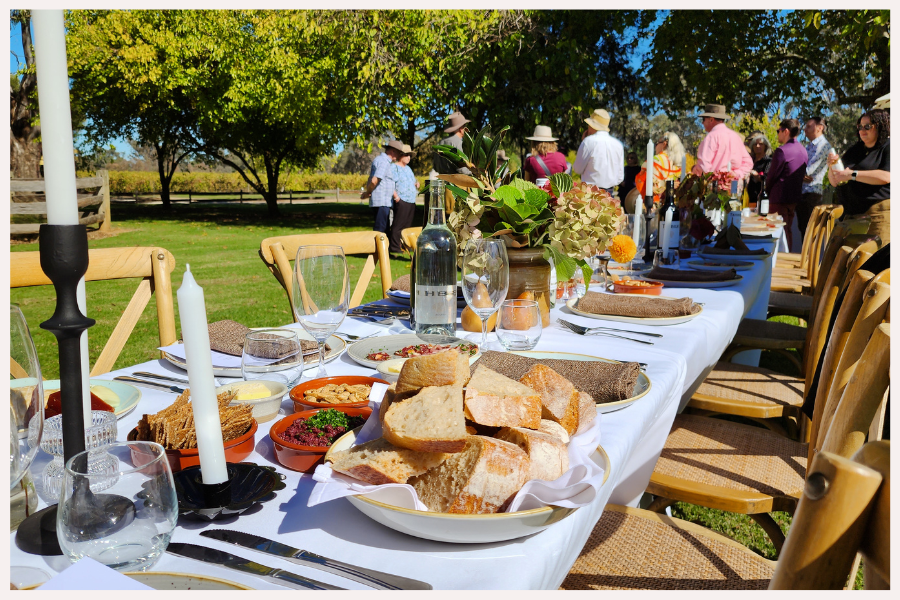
[646, 497, 677, 514]
[750, 512, 786, 557]
[845, 553, 862, 590]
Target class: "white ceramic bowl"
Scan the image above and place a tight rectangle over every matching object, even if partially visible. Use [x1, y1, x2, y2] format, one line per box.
[375, 358, 409, 383]
[324, 430, 611, 544]
[216, 380, 287, 423]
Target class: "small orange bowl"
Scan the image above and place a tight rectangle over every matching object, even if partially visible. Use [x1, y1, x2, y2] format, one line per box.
[289, 376, 382, 412]
[269, 406, 373, 473]
[127, 420, 258, 473]
[612, 279, 664, 295]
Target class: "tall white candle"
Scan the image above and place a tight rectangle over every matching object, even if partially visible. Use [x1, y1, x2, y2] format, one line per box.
[177, 265, 228, 484]
[646, 139, 654, 198]
[33, 10, 91, 426]
[662, 206, 673, 252]
[681, 153, 687, 181]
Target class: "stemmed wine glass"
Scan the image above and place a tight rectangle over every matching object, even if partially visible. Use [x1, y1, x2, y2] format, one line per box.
[619, 215, 646, 271]
[461, 239, 509, 348]
[292, 245, 350, 379]
[10, 304, 44, 490]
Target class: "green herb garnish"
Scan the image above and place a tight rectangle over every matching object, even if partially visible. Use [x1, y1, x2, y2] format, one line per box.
[305, 408, 350, 430]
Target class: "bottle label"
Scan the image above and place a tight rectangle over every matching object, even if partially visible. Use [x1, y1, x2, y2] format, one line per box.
[658, 221, 680, 251]
[415, 285, 455, 324]
[760, 200, 769, 215]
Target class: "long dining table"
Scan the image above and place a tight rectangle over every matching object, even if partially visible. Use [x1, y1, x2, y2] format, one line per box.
[10, 250, 776, 590]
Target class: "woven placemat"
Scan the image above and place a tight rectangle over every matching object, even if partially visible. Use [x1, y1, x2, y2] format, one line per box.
[576, 292, 698, 318]
[647, 266, 738, 283]
[471, 351, 640, 404]
[391, 274, 411, 292]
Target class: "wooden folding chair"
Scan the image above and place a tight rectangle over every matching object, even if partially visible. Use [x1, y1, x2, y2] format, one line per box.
[259, 231, 392, 316]
[400, 226, 422, 259]
[561, 440, 888, 590]
[770, 205, 843, 293]
[10, 247, 177, 375]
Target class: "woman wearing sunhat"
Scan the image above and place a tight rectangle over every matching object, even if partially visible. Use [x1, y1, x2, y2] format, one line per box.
[523, 126, 568, 183]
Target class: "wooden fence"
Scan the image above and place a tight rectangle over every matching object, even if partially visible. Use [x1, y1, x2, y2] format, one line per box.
[10, 169, 111, 235]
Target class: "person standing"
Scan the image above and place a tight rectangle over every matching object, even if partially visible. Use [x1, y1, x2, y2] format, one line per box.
[431, 111, 471, 216]
[798, 117, 834, 237]
[572, 108, 624, 193]
[691, 103, 753, 180]
[746, 133, 773, 205]
[766, 119, 808, 249]
[828, 109, 891, 244]
[619, 152, 641, 200]
[522, 125, 568, 182]
[388, 144, 419, 258]
[361, 139, 404, 237]
[633, 131, 684, 204]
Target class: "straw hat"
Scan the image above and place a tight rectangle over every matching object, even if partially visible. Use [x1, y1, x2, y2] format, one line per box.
[497, 149, 509, 162]
[873, 93, 890, 109]
[383, 140, 405, 153]
[400, 143, 416, 157]
[525, 125, 558, 142]
[444, 111, 471, 133]
[698, 104, 730, 121]
[584, 109, 610, 132]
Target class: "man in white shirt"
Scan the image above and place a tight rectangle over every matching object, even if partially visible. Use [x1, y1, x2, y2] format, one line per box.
[799, 116, 833, 237]
[572, 109, 624, 194]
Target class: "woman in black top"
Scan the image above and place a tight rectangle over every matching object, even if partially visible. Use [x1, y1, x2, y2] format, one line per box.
[828, 109, 891, 243]
[746, 133, 773, 205]
[620, 152, 641, 200]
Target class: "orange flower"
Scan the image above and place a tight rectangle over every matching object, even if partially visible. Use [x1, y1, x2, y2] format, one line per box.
[608, 235, 637, 264]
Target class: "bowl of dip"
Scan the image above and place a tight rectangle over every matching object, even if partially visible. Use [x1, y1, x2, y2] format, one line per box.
[269, 406, 373, 473]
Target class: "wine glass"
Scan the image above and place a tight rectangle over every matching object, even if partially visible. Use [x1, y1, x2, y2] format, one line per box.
[461, 239, 509, 348]
[241, 329, 304, 386]
[10, 305, 44, 490]
[292, 245, 350, 378]
[619, 215, 646, 272]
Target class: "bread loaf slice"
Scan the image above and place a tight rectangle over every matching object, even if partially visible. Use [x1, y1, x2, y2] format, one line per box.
[538, 419, 570, 444]
[409, 435, 529, 513]
[519, 365, 580, 435]
[383, 385, 467, 453]
[395, 349, 471, 395]
[463, 365, 542, 428]
[577, 391, 597, 431]
[378, 383, 398, 422]
[328, 437, 447, 485]
[495, 427, 569, 482]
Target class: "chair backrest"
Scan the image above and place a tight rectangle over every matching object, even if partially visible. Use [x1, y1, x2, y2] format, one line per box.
[258, 230, 392, 314]
[796, 204, 827, 270]
[10, 247, 177, 375]
[770, 440, 889, 590]
[801, 244, 852, 378]
[808, 205, 844, 287]
[400, 227, 422, 255]
[839, 241, 879, 296]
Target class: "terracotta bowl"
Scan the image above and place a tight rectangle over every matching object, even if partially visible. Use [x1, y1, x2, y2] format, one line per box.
[269, 406, 372, 473]
[127, 420, 258, 473]
[289, 376, 382, 412]
[612, 279, 664, 295]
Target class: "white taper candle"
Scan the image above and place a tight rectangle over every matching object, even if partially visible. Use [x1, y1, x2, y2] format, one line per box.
[681, 153, 687, 181]
[176, 265, 228, 484]
[662, 206, 673, 252]
[646, 139, 654, 198]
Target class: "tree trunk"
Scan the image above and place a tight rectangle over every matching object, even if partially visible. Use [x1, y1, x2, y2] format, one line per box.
[263, 189, 280, 217]
[10, 136, 42, 179]
[156, 150, 171, 209]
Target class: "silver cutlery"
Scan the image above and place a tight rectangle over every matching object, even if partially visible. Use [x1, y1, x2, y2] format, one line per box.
[131, 371, 189, 384]
[113, 375, 184, 393]
[333, 331, 381, 342]
[556, 319, 663, 338]
[166, 542, 345, 590]
[200, 529, 432, 590]
[556, 319, 654, 345]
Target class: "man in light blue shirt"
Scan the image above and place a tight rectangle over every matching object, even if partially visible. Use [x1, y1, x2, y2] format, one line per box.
[799, 116, 833, 237]
[361, 140, 404, 235]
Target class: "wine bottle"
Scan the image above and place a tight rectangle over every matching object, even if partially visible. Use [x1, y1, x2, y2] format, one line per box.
[657, 180, 680, 254]
[758, 175, 769, 217]
[414, 180, 457, 336]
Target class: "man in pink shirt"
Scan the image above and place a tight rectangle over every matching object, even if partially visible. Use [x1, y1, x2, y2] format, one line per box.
[691, 103, 753, 180]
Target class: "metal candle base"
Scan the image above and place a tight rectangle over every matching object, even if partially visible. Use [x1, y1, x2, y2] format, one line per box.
[172, 463, 285, 521]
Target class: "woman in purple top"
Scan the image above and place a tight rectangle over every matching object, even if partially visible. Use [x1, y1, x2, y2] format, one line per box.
[766, 119, 808, 249]
[523, 125, 568, 183]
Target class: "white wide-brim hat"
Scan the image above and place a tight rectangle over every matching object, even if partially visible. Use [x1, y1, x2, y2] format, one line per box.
[584, 109, 610, 132]
[525, 125, 557, 141]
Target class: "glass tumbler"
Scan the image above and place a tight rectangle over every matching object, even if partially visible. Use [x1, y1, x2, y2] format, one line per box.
[241, 329, 305, 386]
[496, 299, 542, 350]
[57, 441, 177, 572]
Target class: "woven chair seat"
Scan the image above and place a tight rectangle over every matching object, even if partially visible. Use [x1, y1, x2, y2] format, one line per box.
[770, 279, 806, 293]
[652, 414, 807, 498]
[694, 362, 804, 408]
[561, 505, 775, 590]
[779, 252, 802, 262]
[732, 319, 806, 350]
[768, 292, 813, 318]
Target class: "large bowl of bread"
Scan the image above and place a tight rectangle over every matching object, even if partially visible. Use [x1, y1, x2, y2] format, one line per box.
[322, 348, 611, 543]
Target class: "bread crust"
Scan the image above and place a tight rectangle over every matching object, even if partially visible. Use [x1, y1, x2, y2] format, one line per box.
[463, 365, 542, 428]
[495, 427, 569, 482]
[538, 419, 570, 444]
[329, 437, 446, 485]
[576, 391, 597, 431]
[382, 385, 467, 453]
[395, 349, 471, 395]
[519, 365, 580, 435]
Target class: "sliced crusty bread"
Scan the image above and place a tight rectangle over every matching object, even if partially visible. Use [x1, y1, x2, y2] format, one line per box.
[409, 435, 529, 513]
[328, 437, 447, 485]
[538, 419, 570, 444]
[463, 365, 542, 429]
[519, 365, 580, 435]
[378, 383, 398, 422]
[395, 349, 471, 395]
[494, 427, 569, 482]
[383, 385, 468, 453]
[577, 391, 597, 431]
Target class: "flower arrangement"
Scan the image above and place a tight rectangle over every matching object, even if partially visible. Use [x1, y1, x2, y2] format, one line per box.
[437, 125, 624, 282]
[675, 170, 735, 213]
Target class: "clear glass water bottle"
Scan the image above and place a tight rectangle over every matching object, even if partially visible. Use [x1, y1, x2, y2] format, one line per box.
[413, 180, 458, 336]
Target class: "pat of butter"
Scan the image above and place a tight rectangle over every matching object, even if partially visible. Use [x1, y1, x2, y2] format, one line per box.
[235, 382, 270, 401]
[387, 363, 404, 374]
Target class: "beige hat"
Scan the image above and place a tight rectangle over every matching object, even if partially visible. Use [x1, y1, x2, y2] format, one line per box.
[525, 125, 557, 142]
[584, 109, 610, 132]
[698, 103, 730, 121]
[497, 149, 509, 162]
[383, 140, 405, 153]
[444, 111, 471, 133]
[400, 143, 416, 157]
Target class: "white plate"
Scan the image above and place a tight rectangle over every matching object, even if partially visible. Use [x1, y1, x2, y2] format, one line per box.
[640, 275, 743, 289]
[327, 429, 611, 544]
[42, 379, 141, 419]
[697, 247, 773, 261]
[163, 331, 347, 378]
[509, 351, 651, 413]
[686, 259, 754, 272]
[348, 333, 481, 369]
[26, 572, 252, 591]
[565, 296, 703, 326]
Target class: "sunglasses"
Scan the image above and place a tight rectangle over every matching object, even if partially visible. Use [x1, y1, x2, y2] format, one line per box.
[857, 123, 875, 131]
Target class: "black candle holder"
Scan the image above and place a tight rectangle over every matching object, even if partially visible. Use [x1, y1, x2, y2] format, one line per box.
[170, 463, 285, 521]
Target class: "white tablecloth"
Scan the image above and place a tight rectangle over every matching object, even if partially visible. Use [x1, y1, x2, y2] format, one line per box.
[12, 276, 770, 589]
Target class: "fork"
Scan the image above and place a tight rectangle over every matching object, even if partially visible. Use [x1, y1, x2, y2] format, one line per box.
[556, 319, 655, 345]
[333, 331, 381, 342]
[556, 318, 663, 338]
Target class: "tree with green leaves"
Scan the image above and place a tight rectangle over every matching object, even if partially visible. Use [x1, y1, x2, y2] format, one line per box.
[10, 10, 41, 179]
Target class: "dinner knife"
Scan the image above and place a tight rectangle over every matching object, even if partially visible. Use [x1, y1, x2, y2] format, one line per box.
[113, 376, 184, 394]
[166, 542, 346, 590]
[199, 529, 432, 590]
[132, 371, 190, 384]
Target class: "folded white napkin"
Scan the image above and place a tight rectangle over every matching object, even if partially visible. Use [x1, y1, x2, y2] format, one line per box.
[158, 342, 243, 369]
[309, 397, 604, 513]
[388, 289, 411, 299]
